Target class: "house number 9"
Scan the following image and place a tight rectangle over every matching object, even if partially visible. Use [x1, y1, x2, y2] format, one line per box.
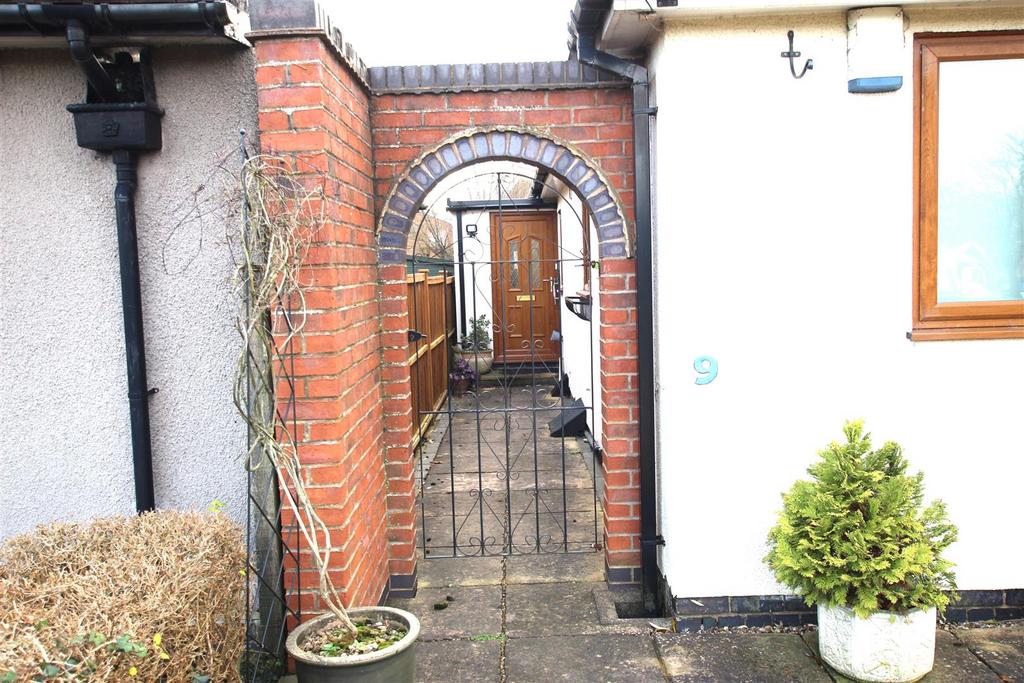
[694, 356, 718, 385]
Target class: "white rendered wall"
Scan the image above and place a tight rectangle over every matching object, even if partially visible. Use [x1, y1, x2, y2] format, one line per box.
[548, 180, 603, 443]
[0, 47, 257, 538]
[650, 8, 1024, 598]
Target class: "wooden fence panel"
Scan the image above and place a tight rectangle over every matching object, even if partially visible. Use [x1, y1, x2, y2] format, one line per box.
[406, 271, 455, 446]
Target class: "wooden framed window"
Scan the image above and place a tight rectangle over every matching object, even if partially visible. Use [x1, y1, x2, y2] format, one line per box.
[912, 33, 1024, 340]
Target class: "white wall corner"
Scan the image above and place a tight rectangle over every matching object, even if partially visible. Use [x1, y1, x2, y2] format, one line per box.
[847, 6, 906, 93]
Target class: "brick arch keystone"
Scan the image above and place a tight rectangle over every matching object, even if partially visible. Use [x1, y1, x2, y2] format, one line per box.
[376, 126, 632, 261]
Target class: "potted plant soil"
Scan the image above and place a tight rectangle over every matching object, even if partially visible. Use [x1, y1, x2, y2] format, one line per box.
[285, 606, 420, 682]
[449, 357, 477, 396]
[765, 421, 958, 683]
[454, 315, 493, 375]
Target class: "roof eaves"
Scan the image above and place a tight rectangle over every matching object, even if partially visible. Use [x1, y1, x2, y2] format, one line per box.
[0, 2, 250, 46]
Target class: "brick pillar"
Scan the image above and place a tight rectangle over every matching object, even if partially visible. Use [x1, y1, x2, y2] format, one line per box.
[379, 262, 418, 597]
[252, 33, 390, 616]
[598, 258, 641, 583]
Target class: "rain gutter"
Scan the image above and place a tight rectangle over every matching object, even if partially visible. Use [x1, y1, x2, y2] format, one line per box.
[573, 0, 664, 615]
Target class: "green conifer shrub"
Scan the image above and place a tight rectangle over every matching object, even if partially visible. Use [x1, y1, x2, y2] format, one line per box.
[765, 420, 958, 617]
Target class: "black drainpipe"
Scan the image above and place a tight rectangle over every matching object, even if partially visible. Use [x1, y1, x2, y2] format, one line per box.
[451, 207, 468, 338]
[576, 33, 663, 614]
[1, 4, 238, 513]
[62, 24, 165, 514]
[113, 150, 156, 513]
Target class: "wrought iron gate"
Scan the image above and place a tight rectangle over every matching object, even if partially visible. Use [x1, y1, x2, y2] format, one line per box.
[409, 171, 602, 558]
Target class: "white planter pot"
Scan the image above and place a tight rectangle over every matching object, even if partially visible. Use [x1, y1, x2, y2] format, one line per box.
[817, 604, 936, 683]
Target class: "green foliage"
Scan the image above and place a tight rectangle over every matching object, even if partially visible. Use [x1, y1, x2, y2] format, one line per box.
[460, 316, 492, 352]
[307, 620, 406, 658]
[18, 631, 154, 681]
[765, 420, 958, 617]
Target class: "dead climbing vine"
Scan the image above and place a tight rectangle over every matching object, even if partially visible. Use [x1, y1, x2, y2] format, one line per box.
[232, 149, 357, 637]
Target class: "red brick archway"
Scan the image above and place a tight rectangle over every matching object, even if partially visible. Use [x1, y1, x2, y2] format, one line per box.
[376, 126, 631, 262]
[372, 97, 642, 594]
[249, 25, 642, 612]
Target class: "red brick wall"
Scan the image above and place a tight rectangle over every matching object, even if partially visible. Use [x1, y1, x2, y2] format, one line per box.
[253, 34, 390, 613]
[251, 28, 644, 604]
[372, 89, 635, 228]
[597, 260, 641, 580]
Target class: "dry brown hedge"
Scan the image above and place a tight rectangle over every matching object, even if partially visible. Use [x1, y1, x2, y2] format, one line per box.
[0, 511, 245, 682]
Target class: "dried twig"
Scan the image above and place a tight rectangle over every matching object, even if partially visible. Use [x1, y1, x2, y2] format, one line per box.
[232, 153, 357, 636]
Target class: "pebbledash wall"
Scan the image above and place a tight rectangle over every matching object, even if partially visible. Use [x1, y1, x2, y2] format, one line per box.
[0, 45, 256, 540]
[249, 20, 644, 609]
[648, 6, 1024, 625]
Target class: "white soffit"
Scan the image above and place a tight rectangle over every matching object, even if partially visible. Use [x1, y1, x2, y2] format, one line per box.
[603, 0, 1022, 49]
[612, 0, 1020, 14]
[602, 9, 662, 54]
[614, 0, 1024, 13]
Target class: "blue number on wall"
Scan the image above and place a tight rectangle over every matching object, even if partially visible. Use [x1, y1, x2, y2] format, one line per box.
[694, 356, 718, 385]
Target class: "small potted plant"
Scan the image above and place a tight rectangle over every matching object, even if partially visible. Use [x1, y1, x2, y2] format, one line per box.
[455, 315, 493, 375]
[285, 607, 419, 682]
[449, 357, 477, 396]
[765, 420, 958, 683]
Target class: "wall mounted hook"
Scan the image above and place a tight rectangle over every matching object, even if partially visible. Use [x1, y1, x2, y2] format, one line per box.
[781, 30, 813, 79]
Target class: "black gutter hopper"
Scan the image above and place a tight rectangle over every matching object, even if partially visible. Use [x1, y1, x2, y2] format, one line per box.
[63, 27, 165, 514]
[576, 30, 663, 615]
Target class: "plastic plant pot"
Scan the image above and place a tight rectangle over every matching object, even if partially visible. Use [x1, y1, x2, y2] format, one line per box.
[285, 607, 420, 683]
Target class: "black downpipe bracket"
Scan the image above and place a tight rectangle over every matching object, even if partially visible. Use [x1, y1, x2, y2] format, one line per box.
[63, 24, 164, 513]
[577, 33, 664, 614]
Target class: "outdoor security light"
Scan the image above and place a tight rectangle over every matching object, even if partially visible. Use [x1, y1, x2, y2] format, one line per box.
[465, 223, 478, 237]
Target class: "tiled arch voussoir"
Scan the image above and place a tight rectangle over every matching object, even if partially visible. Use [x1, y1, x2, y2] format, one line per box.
[376, 126, 633, 263]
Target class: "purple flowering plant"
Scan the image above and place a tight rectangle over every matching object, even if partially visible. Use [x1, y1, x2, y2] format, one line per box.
[449, 357, 477, 383]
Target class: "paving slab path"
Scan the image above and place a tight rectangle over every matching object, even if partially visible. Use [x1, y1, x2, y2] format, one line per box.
[415, 384, 603, 559]
[387, 552, 1024, 682]
[385, 379, 1024, 682]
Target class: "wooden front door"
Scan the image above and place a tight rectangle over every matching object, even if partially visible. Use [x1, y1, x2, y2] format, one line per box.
[490, 211, 560, 363]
